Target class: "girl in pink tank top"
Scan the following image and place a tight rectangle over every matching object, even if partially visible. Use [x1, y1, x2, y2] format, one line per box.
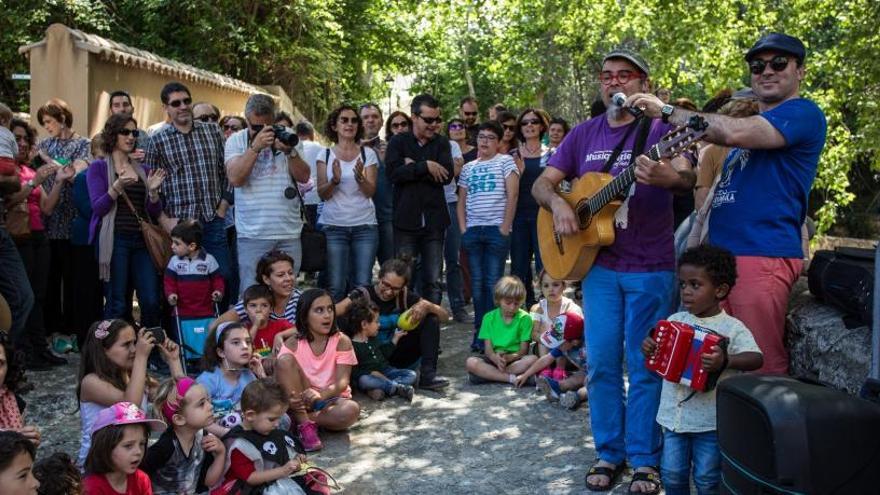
[276, 289, 361, 452]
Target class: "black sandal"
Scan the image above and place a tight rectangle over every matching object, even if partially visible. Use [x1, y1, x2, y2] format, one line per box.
[584, 461, 625, 492]
[628, 468, 662, 495]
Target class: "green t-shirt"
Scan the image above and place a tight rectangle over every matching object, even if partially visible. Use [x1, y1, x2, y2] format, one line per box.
[478, 308, 533, 354]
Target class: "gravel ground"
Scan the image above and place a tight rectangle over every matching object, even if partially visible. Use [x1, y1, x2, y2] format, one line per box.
[23, 318, 650, 494]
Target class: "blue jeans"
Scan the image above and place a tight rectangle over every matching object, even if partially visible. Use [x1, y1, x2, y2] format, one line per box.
[461, 226, 510, 334]
[323, 224, 378, 302]
[202, 217, 233, 306]
[395, 228, 445, 304]
[374, 160, 395, 265]
[0, 227, 34, 348]
[357, 367, 418, 394]
[237, 237, 303, 297]
[582, 265, 674, 467]
[510, 209, 542, 307]
[661, 429, 720, 495]
[106, 231, 161, 327]
[444, 202, 465, 312]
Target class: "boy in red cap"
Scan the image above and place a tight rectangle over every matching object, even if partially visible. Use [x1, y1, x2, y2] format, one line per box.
[515, 311, 588, 409]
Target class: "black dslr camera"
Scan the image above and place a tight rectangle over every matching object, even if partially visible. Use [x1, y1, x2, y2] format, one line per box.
[272, 125, 299, 147]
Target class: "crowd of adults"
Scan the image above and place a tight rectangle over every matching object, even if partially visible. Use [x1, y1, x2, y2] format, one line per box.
[0, 30, 826, 493]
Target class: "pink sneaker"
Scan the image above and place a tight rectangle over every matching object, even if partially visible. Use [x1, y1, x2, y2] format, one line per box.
[297, 420, 323, 452]
[552, 367, 568, 381]
[539, 367, 553, 379]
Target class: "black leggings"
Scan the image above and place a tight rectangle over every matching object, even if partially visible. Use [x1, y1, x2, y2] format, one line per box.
[389, 314, 440, 376]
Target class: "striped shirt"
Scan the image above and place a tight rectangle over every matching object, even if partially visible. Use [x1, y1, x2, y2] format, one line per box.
[143, 122, 226, 222]
[234, 288, 302, 324]
[225, 129, 302, 239]
[459, 153, 519, 228]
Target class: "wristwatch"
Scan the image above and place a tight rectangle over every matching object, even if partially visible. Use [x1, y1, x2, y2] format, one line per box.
[660, 104, 675, 124]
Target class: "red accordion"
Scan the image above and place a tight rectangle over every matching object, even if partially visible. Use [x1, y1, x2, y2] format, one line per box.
[645, 320, 728, 392]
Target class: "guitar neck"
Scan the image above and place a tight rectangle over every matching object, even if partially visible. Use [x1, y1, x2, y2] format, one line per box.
[586, 144, 661, 213]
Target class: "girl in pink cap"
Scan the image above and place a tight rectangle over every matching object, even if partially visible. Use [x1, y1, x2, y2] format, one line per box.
[82, 402, 165, 495]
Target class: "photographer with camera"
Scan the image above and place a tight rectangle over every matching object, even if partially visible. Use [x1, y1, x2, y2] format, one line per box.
[226, 94, 310, 295]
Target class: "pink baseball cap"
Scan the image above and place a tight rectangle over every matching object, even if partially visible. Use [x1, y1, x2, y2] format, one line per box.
[91, 402, 166, 436]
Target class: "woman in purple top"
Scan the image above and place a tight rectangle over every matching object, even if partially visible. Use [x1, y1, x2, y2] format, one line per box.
[87, 114, 166, 327]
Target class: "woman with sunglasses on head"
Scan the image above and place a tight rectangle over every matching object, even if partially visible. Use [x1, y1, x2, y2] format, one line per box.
[87, 113, 166, 326]
[384, 111, 412, 138]
[316, 104, 380, 302]
[511, 109, 550, 307]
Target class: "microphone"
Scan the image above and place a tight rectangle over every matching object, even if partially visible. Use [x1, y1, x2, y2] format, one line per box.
[612, 92, 643, 117]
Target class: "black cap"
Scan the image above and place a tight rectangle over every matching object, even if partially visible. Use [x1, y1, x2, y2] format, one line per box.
[603, 48, 650, 76]
[745, 33, 806, 62]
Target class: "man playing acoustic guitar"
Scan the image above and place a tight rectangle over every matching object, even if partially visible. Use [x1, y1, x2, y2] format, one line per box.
[532, 49, 695, 494]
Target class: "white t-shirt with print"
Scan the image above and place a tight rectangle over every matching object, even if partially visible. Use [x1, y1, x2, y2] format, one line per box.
[318, 146, 379, 227]
[444, 140, 464, 204]
[458, 153, 519, 228]
[224, 129, 301, 239]
[655, 310, 761, 433]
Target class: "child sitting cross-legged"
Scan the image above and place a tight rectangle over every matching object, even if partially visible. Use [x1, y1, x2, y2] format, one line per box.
[529, 270, 582, 382]
[465, 276, 538, 385]
[220, 379, 317, 495]
[343, 298, 416, 402]
[640, 245, 763, 495]
[515, 311, 588, 410]
[165, 219, 224, 318]
[242, 284, 296, 362]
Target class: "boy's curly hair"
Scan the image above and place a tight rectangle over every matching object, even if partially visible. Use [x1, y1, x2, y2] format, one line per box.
[33, 452, 82, 495]
[678, 244, 738, 291]
[341, 298, 379, 338]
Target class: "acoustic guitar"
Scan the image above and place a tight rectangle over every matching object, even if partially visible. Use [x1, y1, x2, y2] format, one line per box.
[537, 116, 708, 281]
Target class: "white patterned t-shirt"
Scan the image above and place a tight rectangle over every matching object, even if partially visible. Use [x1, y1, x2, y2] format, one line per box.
[655, 310, 761, 433]
[458, 153, 519, 228]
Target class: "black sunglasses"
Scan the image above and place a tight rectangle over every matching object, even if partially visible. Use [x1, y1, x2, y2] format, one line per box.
[223, 124, 242, 131]
[391, 121, 408, 129]
[463, 111, 477, 117]
[339, 116, 360, 124]
[168, 97, 192, 108]
[503, 124, 516, 131]
[520, 119, 542, 126]
[119, 129, 141, 138]
[418, 116, 442, 125]
[197, 114, 219, 122]
[749, 55, 791, 75]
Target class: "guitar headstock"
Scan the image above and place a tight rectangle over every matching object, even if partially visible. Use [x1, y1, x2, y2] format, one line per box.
[654, 116, 708, 159]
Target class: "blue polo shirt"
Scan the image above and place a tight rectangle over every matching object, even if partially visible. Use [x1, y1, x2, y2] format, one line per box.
[708, 98, 826, 258]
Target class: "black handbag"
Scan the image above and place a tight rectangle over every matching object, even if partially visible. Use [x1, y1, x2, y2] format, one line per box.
[808, 246, 875, 327]
[293, 179, 326, 272]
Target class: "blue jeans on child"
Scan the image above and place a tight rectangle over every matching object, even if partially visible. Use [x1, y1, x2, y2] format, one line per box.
[323, 224, 378, 302]
[357, 367, 418, 394]
[461, 225, 510, 343]
[582, 265, 675, 468]
[661, 429, 720, 495]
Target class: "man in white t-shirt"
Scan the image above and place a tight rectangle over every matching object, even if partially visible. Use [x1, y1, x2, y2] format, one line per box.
[225, 94, 310, 294]
[295, 121, 325, 228]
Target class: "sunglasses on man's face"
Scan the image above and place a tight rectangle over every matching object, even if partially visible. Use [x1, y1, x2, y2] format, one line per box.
[197, 114, 219, 123]
[418, 115, 442, 125]
[463, 111, 477, 117]
[749, 55, 792, 75]
[119, 129, 140, 138]
[168, 97, 192, 108]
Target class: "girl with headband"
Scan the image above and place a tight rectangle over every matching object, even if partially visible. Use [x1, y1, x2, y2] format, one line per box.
[141, 377, 227, 493]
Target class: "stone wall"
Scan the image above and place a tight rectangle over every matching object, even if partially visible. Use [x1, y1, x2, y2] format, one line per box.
[787, 278, 872, 395]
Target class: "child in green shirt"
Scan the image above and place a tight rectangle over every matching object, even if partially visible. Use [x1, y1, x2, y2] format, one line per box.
[466, 276, 538, 385]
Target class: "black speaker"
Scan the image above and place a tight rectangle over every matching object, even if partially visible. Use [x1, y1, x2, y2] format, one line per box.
[717, 374, 880, 494]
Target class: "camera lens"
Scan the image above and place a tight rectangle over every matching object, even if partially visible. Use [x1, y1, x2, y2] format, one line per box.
[284, 186, 297, 199]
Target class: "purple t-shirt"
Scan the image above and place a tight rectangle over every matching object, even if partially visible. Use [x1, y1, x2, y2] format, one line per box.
[548, 115, 676, 272]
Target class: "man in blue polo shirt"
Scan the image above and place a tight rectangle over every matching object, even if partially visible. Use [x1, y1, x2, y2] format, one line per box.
[629, 33, 827, 375]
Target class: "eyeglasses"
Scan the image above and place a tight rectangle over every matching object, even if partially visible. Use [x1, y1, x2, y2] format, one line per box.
[477, 134, 499, 141]
[167, 97, 192, 108]
[503, 124, 516, 131]
[463, 111, 477, 117]
[197, 114, 219, 122]
[379, 279, 405, 292]
[448, 123, 464, 130]
[391, 121, 408, 129]
[339, 116, 360, 124]
[598, 70, 643, 86]
[118, 129, 141, 138]
[749, 55, 792, 75]
[418, 115, 442, 125]
[520, 119, 541, 127]
[223, 124, 242, 131]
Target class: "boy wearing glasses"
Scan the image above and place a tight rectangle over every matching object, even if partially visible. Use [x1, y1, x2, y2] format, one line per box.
[627, 33, 826, 379]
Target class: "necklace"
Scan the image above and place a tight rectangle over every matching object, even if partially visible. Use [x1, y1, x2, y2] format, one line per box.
[523, 142, 542, 156]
